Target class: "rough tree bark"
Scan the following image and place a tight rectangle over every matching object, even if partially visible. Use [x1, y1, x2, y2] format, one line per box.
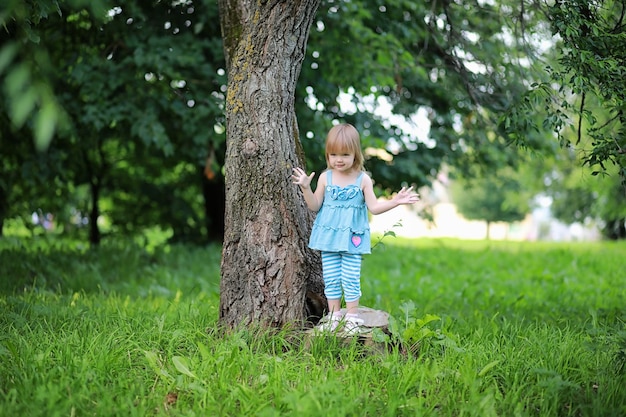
[217, 0, 325, 328]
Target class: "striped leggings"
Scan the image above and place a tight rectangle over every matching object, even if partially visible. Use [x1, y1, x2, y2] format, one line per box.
[321, 251, 362, 303]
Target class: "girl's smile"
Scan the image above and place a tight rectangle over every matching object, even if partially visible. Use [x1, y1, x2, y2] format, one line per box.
[328, 153, 355, 171]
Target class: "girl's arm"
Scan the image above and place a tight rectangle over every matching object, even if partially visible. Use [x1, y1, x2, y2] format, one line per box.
[362, 173, 419, 215]
[292, 167, 326, 212]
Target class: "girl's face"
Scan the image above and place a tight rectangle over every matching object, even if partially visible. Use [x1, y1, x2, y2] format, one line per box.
[328, 152, 356, 172]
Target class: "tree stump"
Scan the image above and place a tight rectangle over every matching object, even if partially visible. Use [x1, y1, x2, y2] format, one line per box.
[304, 306, 392, 351]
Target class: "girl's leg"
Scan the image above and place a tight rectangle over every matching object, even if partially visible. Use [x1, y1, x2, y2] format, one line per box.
[345, 299, 360, 315]
[341, 253, 362, 315]
[321, 251, 342, 314]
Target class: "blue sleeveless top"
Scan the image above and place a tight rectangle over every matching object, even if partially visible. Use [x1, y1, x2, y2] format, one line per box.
[308, 170, 371, 254]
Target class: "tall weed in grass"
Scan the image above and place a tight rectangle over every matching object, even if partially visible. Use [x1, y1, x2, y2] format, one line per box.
[1, 236, 625, 416]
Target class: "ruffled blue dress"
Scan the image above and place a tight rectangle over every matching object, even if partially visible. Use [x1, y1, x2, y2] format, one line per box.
[309, 170, 371, 254]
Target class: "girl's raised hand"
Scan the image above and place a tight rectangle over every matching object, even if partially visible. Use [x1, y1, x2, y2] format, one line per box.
[395, 186, 420, 205]
[292, 167, 315, 189]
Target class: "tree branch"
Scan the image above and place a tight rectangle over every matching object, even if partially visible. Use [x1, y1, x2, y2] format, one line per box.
[576, 92, 585, 145]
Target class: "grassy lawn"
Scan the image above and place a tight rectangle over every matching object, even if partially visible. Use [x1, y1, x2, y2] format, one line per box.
[0, 236, 625, 416]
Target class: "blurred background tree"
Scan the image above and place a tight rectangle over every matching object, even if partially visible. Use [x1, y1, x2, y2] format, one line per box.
[504, 0, 626, 238]
[450, 162, 534, 240]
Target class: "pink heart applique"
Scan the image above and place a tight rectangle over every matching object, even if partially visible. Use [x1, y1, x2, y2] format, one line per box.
[351, 235, 362, 247]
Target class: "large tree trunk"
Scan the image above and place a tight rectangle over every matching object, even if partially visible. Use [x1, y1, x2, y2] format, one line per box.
[218, 0, 324, 328]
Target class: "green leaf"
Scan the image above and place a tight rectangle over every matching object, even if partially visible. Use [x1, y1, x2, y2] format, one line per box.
[34, 100, 58, 152]
[399, 300, 416, 318]
[0, 43, 18, 75]
[144, 350, 174, 381]
[371, 327, 390, 343]
[478, 360, 501, 377]
[10, 87, 37, 127]
[387, 315, 401, 340]
[172, 355, 197, 379]
[416, 314, 440, 328]
[197, 342, 211, 361]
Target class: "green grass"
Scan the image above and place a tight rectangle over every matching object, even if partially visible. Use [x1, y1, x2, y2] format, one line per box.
[1, 237, 625, 416]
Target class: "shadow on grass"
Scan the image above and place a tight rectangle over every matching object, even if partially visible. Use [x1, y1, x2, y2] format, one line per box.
[0, 238, 222, 296]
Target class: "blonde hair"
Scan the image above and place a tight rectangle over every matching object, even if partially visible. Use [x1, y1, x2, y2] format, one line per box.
[324, 123, 364, 171]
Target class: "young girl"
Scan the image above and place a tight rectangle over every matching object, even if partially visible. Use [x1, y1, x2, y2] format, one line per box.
[292, 123, 419, 334]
